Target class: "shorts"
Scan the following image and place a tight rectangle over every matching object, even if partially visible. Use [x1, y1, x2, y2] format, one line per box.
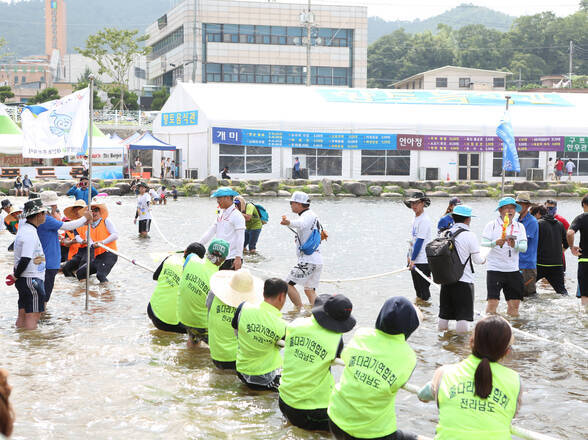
[15, 277, 46, 313]
[212, 359, 236, 370]
[439, 281, 474, 321]
[486, 271, 523, 301]
[183, 325, 208, 344]
[328, 418, 417, 440]
[278, 397, 329, 431]
[286, 262, 322, 290]
[147, 303, 186, 334]
[577, 262, 588, 298]
[138, 219, 151, 233]
[236, 371, 280, 392]
[520, 268, 537, 297]
[555, 170, 563, 177]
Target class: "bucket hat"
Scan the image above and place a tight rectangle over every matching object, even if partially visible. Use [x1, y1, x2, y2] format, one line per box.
[208, 238, 230, 259]
[64, 199, 87, 220]
[403, 191, 431, 209]
[290, 191, 310, 204]
[4, 207, 22, 225]
[137, 181, 148, 189]
[23, 198, 47, 217]
[451, 205, 475, 218]
[496, 196, 521, 212]
[515, 192, 532, 204]
[40, 190, 59, 207]
[311, 294, 356, 333]
[211, 187, 239, 198]
[209, 269, 263, 308]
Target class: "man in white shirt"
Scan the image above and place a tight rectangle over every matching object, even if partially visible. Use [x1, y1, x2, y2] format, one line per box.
[13, 199, 48, 330]
[438, 205, 486, 333]
[404, 191, 433, 301]
[280, 191, 323, 308]
[199, 187, 244, 271]
[134, 182, 151, 237]
[482, 197, 527, 317]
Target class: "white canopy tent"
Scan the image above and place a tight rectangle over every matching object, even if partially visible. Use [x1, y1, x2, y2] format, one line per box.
[0, 105, 23, 155]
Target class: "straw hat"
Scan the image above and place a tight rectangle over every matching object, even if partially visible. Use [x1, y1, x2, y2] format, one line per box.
[64, 199, 87, 220]
[4, 207, 22, 225]
[89, 197, 108, 218]
[40, 190, 59, 207]
[209, 269, 263, 308]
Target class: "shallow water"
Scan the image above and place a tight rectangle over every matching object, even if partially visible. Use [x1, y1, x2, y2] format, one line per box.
[1, 196, 586, 440]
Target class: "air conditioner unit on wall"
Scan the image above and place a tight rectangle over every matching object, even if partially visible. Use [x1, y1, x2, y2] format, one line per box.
[185, 169, 198, 179]
[526, 168, 543, 181]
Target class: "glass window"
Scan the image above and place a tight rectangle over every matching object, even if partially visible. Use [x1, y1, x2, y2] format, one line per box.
[287, 66, 303, 84]
[222, 64, 239, 82]
[436, 77, 447, 88]
[239, 25, 255, 43]
[239, 64, 255, 83]
[459, 77, 471, 88]
[205, 24, 221, 42]
[287, 27, 303, 45]
[205, 63, 221, 82]
[150, 26, 184, 60]
[493, 77, 505, 88]
[270, 26, 287, 44]
[361, 150, 410, 176]
[255, 25, 271, 44]
[271, 65, 286, 83]
[223, 24, 239, 43]
[492, 151, 539, 177]
[219, 144, 272, 174]
[292, 148, 342, 176]
[562, 152, 588, 176]
[255, 65, 270, 83]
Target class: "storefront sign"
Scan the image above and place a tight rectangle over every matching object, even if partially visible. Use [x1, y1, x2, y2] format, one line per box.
[564, 136, 588, 152]
[212, 127, 397, 150]
[70, 149, 124, 164]
[0, 166, 123, 180]
[161, 111, 198, 126]
[397, 134, 564, 152]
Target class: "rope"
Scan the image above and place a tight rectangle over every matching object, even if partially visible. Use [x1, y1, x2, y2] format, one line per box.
[149, 210, 182, 249]
[245, 265, 410, 284]
[95, 243, 155, 273]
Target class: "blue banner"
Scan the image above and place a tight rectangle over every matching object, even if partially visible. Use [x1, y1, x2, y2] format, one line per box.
[497, 113, 520, 172]
[161, 110, 198, 126]
[212, 127, 396, 150]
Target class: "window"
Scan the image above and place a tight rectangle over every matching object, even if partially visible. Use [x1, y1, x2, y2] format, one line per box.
[205, 24, 221, 42]
[270, 26, 287, 45]
[21, 76, 26, 83]
[223, 24, 239, 43]
[361, 150, 410, 176]
[493, 77, 505, 88]
[459, 77, 471, 88]
[436, 77, 447, 88]
[239, 25, 255, 43]
[492, 151, 539, 177]
[205, 63, 221, 82]
[292, 148, 342, 176]
[150, 26, 184, 60]
[219, 144, 272, 174]
[287, 27, 303, 45]
[222, 64, 239, 82]
[239, 64, 255, 83]
[255, 65, 270, 83]
[14, 76, 18, 83]
[562, 152, 588, 176]
[255, 25, 271, 44]
[271, 65, 286, 84]
[286, 66, 303, 84]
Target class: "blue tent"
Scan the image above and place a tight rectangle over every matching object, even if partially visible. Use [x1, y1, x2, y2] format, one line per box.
[128, 132, 176, 151]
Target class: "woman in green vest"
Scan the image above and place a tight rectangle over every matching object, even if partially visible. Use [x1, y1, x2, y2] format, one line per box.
[418, 315, 521, 440]
[147, 242, 205, 334]
[279, 293, 356, 432]
[207, 269, 264, 370]
[327, 296, 421, 440]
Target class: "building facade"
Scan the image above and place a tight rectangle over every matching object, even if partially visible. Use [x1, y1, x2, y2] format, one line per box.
[144, 0, 367, 89]
[392, 66, 510, 91]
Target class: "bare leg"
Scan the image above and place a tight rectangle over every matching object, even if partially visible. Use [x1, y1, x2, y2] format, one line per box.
[506, 300, 520, 317]
[304, 288, 317, 306]
[287, 284, 303, 309]
[486, 299, 499, 314]
[23, 312, 41, 330]
[15, 308, 26, 328]
[438, 318, 449, 332]
[581, 297, 588, 307]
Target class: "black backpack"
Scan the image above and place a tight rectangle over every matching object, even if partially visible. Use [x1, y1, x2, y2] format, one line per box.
[425, 228, 473, 285]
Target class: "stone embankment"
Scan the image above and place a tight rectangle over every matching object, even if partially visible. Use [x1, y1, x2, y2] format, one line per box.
[0, 176, 585, 199]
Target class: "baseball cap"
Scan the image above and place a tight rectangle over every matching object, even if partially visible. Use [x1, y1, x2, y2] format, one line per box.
[208, 239, 229, 259]
[290, 191, 310, 204]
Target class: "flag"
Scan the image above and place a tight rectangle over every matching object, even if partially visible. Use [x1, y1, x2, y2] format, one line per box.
[497, 111, 520, 172]
[22, 88, 89, 158]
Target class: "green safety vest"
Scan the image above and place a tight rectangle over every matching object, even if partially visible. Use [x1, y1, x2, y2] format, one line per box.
[149, 255, 184, 325]
[279, 316, 341, 410]
[327, 328, 416, 439]
[435, 355, 520, 440]
[236, 301, 286, 376]
[208, 295, 238, 362]
[177, 256, 219, 328]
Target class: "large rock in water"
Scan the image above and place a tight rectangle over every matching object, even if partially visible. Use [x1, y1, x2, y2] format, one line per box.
[552, 183, 575, 193]
[260, 180, 280, 192]
[472, 189, 489, 197]
[306, 184, 321, 193]
[202, 175, 218, 190]
[369, 185, 383, 196]
[100, 187, 121, 196]
[321, 178, 333, 196]
[342, 181, 368, 196]
[115, 182, 131, 194]
[513, 181, 540, 191]
[537, 189, 557, 197]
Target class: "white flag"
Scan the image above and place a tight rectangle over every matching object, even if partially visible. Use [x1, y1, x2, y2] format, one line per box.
[22, 88, 89, 158]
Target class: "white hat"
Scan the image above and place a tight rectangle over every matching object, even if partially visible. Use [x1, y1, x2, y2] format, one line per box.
[290, 191, 310, 204]
[40, 190, 59, 206]
[209, 269, 263, 308]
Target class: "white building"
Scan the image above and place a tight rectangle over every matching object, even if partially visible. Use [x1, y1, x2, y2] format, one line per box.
[392, 66, 510, 91]
[152, 83, 588, 181]
[144, 0, 368, 88]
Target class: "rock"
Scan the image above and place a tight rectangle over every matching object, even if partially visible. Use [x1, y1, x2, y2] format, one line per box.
[258, 191, 277, 197]
[395, 181, 410, 189]
[435, 185, 456, 193]
[306, 184, 321, 193]
[342, 181, 368, 196]
[429, 191, 449, 197]
[260, 180, 280, 192]
[184, 183, 201, 194]
[384, 185, 402, 193]
[369, 185, 383, 196]
[57, 182, 73, 195]
[202, 175, 218, 190]
[278, 190, 291, 197]
[321, 178, 333, 196]
[245, 185, 260, 193]
[381, 192, 403, 197]
[39, 181, 61, 191]
[219, 179, 230, 186]
[451, 184, 472, 193]
[421, 181, 438, 191]
[537, 189, 557, 197]
[115, 183, 131, 194]
[332, 183, 342, 193]
[0, 179, 14, 192]
[175, 190, 186, 197]
[309, 193, 323, 198]
[472, 183, 488, 189]
[551, 183, 575, 193]
[99, 187, 121, 196]
[513, 181, 540, 191]
[557, 192, 577, 197]
[472, 190, 489, 197]
[8, 189, 16, 196]
[503, 185, 514, 194]
[337, 193, 357, 197]
[163, 179, 183, 187]
[404, 188, 423, 197]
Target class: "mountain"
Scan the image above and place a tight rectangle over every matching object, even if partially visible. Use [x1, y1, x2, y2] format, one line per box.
[0, 0, 169, 58]
[368, 3, 515, 44]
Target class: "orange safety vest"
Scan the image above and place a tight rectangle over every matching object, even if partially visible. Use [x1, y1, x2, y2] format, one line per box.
[65, 231, 81, 260]
[77, 219, 117, 257]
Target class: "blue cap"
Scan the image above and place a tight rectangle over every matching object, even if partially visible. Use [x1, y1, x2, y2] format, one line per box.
[452, 204, 475, 217]
[496, 197, 521, 212]
[210, 187, 239, 198]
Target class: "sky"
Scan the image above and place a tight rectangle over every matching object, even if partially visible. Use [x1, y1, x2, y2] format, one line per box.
[0, 0, 583, 21]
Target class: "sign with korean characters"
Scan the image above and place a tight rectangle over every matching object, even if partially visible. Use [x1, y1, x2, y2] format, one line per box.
[397, 134, 564, 152]
[564, 136, 588, 152]
[161, 110, 198, 127]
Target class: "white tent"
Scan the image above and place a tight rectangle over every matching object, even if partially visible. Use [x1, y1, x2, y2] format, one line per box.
[0, 105, 23, 155]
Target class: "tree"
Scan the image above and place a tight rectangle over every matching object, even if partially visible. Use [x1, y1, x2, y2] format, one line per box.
[150, 88, 169, 111]
[76, 28, 151, 110]
[28, 87, 60, 104]
[73, 67, 105, 109]
[0, 86, 14, 103]
[108, 87, 138, 110]
[581, 1, 588, 12]
[0, 37, 10, 60]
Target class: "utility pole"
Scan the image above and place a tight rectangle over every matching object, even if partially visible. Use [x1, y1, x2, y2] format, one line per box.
[517, 69, 522, 89]
[569, 40, 573, 88]
[304, 0, 312, 86]
[192, 0, 198, 83]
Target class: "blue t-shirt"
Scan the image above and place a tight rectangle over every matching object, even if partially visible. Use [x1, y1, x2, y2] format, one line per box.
[37, 215, 64, 270]
[519, 212, 538, 269]
[66, 185, 98, 201]
[437, 213, 454, 233]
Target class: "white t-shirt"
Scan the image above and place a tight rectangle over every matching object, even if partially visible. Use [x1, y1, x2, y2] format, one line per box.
[409, 213, 432, 264]
[14, 222, 45, 280]
[199, 204, 245, 260]
[566, 161, 575, 173]
[137, 193, 151, 221]
[547, 161, 554, 174]
[149, 188, 160, 200]
[449, 223, 486, 284]
[482, 217, 527, 272]
[0, 210, 6, 231]
[288, 209, 323, 265]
